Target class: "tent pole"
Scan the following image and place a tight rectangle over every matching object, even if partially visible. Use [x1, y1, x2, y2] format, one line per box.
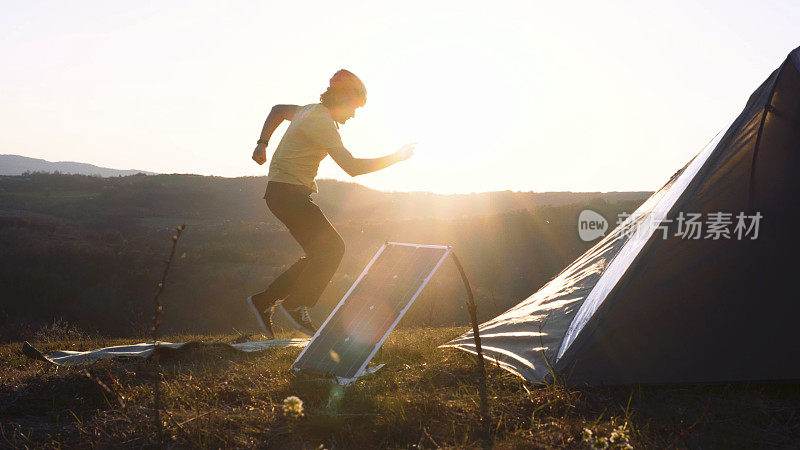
[450, 251, 489, 424]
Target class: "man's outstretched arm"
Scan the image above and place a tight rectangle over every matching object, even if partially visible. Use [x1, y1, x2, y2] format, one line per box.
[252, 104, 299, 165]
[328, 143, 415, 177]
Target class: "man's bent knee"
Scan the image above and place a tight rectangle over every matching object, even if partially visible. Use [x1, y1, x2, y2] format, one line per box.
[308, 232, 345, 260]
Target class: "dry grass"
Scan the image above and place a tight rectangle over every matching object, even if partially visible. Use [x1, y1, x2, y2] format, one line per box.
[2, 327, 800, 448]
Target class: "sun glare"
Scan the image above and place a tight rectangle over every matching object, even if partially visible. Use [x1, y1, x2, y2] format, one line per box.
[1, 1, 798, 194]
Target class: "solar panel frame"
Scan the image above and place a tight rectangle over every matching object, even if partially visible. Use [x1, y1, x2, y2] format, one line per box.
[292, 242, 451, 384]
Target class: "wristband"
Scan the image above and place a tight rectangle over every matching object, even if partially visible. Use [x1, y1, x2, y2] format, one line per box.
[257, 139, 268, 145]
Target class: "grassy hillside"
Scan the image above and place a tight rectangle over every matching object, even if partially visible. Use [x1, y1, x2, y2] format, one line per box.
[0, 173, 650, 340]
[16, 172, 797, 447]
[2, 328, 799, 448]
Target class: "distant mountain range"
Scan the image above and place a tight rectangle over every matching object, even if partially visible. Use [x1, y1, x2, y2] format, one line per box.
[0, 155, 653, 223]
[0, 154, 157, 177]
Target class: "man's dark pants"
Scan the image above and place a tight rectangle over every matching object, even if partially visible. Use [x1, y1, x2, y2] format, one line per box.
[253, 181, 345, 311]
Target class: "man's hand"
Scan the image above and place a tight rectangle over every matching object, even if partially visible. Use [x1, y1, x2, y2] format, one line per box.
[395, 143, 416, 162]
[252, 143, 267, 165]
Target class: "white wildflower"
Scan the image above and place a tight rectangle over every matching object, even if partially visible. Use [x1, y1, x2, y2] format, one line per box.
[592, 436, 609, 449]
[610, 424, 632, 448]
[282, 395, 304, 420]
[582, 423, 633, 449]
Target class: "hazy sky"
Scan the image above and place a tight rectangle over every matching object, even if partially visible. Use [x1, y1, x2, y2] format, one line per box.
[2, 1, 798, 193]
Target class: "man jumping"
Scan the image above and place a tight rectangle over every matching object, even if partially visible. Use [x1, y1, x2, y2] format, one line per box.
[246, 69, 414, 338]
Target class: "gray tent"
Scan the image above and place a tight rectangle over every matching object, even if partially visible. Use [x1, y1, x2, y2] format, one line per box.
[447, 46, 800, 385]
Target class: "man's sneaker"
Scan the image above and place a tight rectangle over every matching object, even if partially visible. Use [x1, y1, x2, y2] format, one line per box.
[245, 296, 275, 339]
[276, 304, 317, 336]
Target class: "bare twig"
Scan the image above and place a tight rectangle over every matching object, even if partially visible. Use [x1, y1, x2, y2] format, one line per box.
[178, 410, 213, 427]
[423, 425, 441, 448]
[151, 223, 186, 445]
[84, 370, 125, 408]
[162, 409, 203, 448]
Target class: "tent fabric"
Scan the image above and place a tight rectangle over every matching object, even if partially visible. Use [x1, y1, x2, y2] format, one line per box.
[23, 339, 310, 366]
[446, 46, 800, 385]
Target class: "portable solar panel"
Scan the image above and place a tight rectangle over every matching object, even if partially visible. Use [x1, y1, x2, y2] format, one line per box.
[293, 242, 451, 384]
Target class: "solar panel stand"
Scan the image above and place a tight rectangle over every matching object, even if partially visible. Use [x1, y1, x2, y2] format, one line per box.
[292, 242, 453, 385]
[348, 242, 454, 382]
